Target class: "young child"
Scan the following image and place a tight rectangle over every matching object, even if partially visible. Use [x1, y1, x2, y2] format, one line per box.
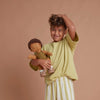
[29, 14, 79, 100]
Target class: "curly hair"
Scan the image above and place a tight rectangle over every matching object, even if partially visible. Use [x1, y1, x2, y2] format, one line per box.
[28, 38, 42, 51]
[48, 14, 67, 30]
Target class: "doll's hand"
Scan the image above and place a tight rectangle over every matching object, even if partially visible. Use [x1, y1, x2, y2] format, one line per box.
[49, 53, 52, 56]
[42, 50, 52, 56]
[28, 55, 36, 59]
[47, 52, 52, 56]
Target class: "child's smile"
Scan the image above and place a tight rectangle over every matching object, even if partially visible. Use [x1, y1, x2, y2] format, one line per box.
[50, 25, 66, 42]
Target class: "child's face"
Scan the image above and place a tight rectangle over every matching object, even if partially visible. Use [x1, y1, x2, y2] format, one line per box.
[30, 43, 41, 52]
[50, 25, 66, 42]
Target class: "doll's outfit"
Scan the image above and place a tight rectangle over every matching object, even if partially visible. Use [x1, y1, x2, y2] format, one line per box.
[29, 31, 79, 100]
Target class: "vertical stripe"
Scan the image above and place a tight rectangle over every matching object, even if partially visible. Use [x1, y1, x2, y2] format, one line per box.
[54, 81, 57, 100]
[60, 77, 67, 100]
[51, 83, 53, 100]
[64, 77, 72, 100]
[47, 84, 51, 100]
[63, 77, 69, 100]
[45, 76, 75, 100]
[52, 82, 56, 100]
[56, 78, 61, 100]
[58, 78, 63, 100]
[69, 79, 75, 100]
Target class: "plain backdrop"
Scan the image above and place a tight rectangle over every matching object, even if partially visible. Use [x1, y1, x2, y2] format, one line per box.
[0, 0, 100, 100]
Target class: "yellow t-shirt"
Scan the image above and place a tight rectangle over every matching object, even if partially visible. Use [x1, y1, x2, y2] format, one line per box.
[29, 31, 79, 85]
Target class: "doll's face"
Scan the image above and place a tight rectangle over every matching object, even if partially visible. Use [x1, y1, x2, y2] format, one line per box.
[30, 43, 41, 52]
[50, 25, 66, 42]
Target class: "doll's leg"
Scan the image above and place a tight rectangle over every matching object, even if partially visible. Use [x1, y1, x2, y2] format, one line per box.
[48, 65, 55, 74]
[46, 58, 55, 74]
[40, 67, 47, 77]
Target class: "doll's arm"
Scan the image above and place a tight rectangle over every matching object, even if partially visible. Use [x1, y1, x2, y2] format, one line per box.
[42, 50, 52, 56]
[28, 54, 37, 59]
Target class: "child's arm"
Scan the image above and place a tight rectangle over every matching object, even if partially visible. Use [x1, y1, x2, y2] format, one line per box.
[58, 14, 79, 55]
[29, 59, 51, 70]
[29, 59, 39, 71]
[58, 14, 76, 41]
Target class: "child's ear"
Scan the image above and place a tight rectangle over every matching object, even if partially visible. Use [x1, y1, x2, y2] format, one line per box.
[66, 28, 68, 32]
[64, 28, 68, 35]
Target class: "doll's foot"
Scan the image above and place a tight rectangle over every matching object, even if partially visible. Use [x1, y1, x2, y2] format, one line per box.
[40, 72, 46, 77]
[48, 66, 54, 74]
[40, 70, 46, 77]
[48, 69, 54, 74]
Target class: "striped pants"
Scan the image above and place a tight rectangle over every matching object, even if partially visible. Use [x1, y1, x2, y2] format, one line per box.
[45, 76, 75, 100]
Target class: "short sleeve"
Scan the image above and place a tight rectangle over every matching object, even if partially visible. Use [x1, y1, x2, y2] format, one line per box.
[65, 31, 79, 54]
[29, 60, 39, 71]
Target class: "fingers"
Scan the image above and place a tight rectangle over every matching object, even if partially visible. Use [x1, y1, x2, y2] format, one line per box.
[43, 64, 51, 69]
[40, 59, 51, 69]
[45, 60, 51, 66]
[57, 14, 62, 17]
[42, 59, 51, 69]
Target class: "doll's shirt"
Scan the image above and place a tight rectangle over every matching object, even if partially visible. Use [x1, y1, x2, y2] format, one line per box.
[34, 51, 48, 59]
[29, 31, 79, 85]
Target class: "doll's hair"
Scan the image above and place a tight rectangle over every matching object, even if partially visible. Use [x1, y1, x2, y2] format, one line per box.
[48, 14, 67, 30]
[28, 38, 42, 51]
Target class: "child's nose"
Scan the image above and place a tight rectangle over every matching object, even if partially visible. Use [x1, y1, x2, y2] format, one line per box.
[55, 31, 59, 35]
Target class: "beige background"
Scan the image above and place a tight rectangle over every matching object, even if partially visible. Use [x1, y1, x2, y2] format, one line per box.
[0, 0, 100, 100]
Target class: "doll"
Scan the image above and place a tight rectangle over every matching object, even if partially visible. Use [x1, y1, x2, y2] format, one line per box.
[28, 38, 54, 77]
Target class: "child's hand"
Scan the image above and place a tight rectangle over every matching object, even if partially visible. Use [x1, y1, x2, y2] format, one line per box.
[57, 14, 68, 20]
[57, 14, 63, 17]
[39, 59, 51, 70]
[57, 14, 67, 18]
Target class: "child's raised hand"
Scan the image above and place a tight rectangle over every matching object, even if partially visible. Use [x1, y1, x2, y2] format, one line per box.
[57, 14, 63, 17]
[57, 14, 67, 18]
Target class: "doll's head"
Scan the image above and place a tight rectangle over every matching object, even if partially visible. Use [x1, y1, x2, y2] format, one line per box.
[48, 14, 68, 42]
[28, 38, 42, 52]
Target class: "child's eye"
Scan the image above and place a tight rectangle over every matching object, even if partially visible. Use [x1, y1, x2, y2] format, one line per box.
[58, 29, 62, 32]
[52, 29, 56, 31]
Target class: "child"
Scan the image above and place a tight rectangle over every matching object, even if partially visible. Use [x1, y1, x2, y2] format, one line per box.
[29, 14, 79, 100]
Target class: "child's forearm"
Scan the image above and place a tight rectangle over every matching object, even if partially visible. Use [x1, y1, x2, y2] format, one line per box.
[62, 15, 76, 29]
[62, 15, 76, 40]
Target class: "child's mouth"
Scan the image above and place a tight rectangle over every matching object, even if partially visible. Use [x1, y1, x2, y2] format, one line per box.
[54, 36, 60, 38]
